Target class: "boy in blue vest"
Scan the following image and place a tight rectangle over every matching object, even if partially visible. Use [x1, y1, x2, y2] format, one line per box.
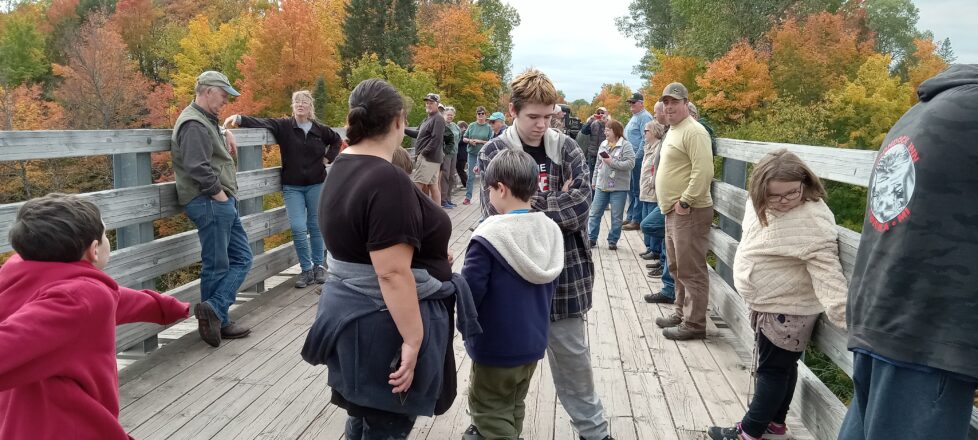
[461, 150, 564, 440]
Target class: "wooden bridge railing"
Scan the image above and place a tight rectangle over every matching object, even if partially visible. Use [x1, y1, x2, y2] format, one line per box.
[709, 138, 978, 440]
[0, 128, 306, 353]
[1, 129, 975, 438]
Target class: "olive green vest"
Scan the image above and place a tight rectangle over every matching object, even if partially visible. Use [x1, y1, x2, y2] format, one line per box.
[171, 104, 238, 205]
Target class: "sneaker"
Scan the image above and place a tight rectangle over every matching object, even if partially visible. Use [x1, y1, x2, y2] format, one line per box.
[442, 202, 455, 209]
[446, 201, 457, 208]
[462, 198, 471, 205]
[647, 266, 664, 278]
[580, 436, 616, 440]
[655, 314, 682, 328]
[646, 261, 662, 269]
[708, 423, 759, 440]
[194, 302, 222, 347]
[763, 422, 790, 440]
[644, 292, 674, 304]
[663, 325, 706, 340]
[462, 424, 485, 440]
[313, 265, 327, 284]
[295, 270, 314, 288]
[608, 243, 617, 251]
[589, 239, 597, 248]
[639, 250, 653, 258]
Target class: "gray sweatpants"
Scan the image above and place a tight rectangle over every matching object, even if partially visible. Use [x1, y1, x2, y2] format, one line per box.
[440, 154, 457, 203]
[547, 316, 610, 440]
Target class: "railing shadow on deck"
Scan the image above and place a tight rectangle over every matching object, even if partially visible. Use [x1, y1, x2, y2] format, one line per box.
[0, 129, 975, 440]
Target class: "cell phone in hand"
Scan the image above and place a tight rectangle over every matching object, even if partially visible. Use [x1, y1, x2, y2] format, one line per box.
[599, 151, 611, 159]
[389, 349, 408, 405]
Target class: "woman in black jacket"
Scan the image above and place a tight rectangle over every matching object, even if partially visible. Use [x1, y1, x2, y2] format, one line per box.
[224, 91, 341, 288]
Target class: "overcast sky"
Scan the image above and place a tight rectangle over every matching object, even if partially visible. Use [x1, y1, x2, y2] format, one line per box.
[509, 0, 978, 103]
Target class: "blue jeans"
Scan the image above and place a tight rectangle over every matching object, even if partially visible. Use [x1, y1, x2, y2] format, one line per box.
[640, 204, 674, 298]
[639, 202, 663, 253]
[588, 190, 628, 244]
[838, 351, 978, 440]
[345, 414, 416, 439]
[465, 151, 479, 200]
[625, 156, 643, 222]
[283, 183, 324, 271]
[184, 195, 253, 326]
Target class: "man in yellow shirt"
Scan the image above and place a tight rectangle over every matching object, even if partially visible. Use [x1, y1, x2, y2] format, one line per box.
[653, 82, 715, 340]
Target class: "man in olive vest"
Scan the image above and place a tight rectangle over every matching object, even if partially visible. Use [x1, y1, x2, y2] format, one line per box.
[172, 71, 253, 348]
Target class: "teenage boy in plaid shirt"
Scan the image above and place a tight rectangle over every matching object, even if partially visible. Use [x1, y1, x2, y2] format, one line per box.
[478, 69, 614, 440]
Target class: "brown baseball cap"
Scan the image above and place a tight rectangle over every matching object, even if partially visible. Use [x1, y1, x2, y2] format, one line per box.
[660, 82, 688, 101]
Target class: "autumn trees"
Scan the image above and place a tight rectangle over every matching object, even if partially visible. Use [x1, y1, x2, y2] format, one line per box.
[617, 0, 954, 151]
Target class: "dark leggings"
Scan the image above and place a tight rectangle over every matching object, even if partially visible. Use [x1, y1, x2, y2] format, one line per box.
[456, 147, 467, 188]
[344, 413, 416, 440]
[740, 331, 802, 437]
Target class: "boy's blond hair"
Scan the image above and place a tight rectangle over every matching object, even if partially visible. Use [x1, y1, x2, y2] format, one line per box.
[510, 69, 560, 113]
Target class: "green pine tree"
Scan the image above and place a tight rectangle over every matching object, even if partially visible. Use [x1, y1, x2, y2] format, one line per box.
[313, 75, 328, 122]
[340, 0, 417, 73]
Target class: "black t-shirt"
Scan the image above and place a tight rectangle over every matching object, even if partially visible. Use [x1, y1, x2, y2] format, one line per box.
[319, 154, 453, 281]
[522, 141, 552, 192]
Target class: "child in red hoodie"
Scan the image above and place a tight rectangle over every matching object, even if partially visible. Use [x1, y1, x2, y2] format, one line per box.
[0, 194, 190, 439]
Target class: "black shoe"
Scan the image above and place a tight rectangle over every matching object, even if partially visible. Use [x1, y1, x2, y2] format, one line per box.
[589, 239, 597, 248]
[648, 266, 664, 278]
[608, 243, 617, 251]
[644, 292, 674, 304]
[194, 302, 222, 347]
[646, 260, 662, 269]
[641, 251, 660, 260]
[462, 424, 485, 440]
[580, 436, 616, 440]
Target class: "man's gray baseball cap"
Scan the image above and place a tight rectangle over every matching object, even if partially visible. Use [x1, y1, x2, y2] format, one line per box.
[660, 82, 688, 101]
[424, 93, 440, 102]
[196, 71, 240, 97]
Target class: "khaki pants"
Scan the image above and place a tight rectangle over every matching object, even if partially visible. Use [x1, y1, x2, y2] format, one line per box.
[440, 154, 457, 202]
[664, 206, 713, 331]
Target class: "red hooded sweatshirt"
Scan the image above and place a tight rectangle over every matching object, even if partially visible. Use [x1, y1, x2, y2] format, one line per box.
[0, 254, 190, 439]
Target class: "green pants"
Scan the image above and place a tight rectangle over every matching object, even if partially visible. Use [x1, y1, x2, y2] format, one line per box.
[468, 361, 538, 439]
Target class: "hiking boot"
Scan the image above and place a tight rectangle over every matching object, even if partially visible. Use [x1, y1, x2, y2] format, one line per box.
[608, 243, 617, 251]
[646, 260, 662, 269]
[644, 292, 674, 304]
[295, 270, 314, 288]
[663, 325, 706, 341]
[313, 265, 327, 284]
[589, 239, 597, 248]
[220, 322, 251, 339]
[622, 221, 640, 230]
[655, 314, 682, 328]
[194, 302, 222, 347]
[462, 424, 485, 440]
[648, 266, 664, 278]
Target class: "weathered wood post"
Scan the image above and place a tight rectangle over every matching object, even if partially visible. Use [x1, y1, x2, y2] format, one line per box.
[112, 148, 158, 353]
[716, 150, 746, 287]
[236, 138, 265, 293]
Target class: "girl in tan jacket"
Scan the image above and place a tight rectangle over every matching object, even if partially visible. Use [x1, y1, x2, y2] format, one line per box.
[709, 149, 848, 440]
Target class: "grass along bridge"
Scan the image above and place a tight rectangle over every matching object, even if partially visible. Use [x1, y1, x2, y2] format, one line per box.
[0, 128, 975, 439]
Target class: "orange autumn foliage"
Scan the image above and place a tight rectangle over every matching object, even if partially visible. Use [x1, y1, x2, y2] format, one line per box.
[648, 51, 705, 103]
[697, 41, 775, 122]
[768, 12, 875, 104]
[906, 38, 948, 102]
[229, 0, 345, 117]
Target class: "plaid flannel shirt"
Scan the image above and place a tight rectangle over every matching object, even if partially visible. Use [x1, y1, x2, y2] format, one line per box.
[478, 131, 595, 321]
